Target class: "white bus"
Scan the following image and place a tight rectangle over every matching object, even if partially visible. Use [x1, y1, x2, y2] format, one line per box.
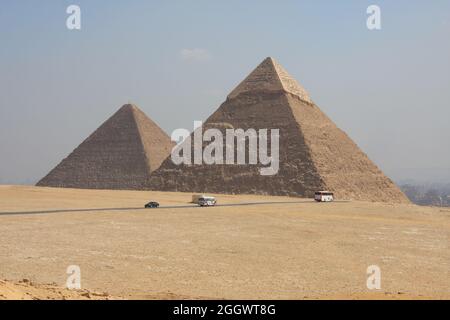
[314, 191, 334, 202]
[198, 196, 217, 207]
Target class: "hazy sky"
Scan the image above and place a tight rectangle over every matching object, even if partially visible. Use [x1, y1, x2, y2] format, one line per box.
[1, 0, 449, 184]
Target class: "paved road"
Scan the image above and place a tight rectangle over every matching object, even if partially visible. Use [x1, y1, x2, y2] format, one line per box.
[0, 200, 349, 217]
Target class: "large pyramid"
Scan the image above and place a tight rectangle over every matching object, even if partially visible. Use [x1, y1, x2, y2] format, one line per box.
[37, 104, 174, 190]
[147, 57, 408, 203]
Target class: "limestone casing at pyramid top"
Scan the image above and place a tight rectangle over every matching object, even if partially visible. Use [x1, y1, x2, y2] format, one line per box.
[227, 57, 312, 103]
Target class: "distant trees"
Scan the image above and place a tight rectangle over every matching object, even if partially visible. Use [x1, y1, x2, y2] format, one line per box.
[400, 184, 450, 207]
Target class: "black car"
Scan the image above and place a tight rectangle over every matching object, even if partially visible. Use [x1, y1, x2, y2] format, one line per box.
[145, 201, 159, 208]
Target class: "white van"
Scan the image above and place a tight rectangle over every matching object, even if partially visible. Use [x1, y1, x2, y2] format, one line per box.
[314, 191, 334, 202]
[198, 196, 217, 207]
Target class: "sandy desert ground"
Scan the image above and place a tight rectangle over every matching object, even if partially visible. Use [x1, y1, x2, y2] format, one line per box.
[0, 185, 449, 300]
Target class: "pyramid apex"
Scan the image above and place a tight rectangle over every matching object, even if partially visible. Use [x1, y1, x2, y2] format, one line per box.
[264, 56, 277, 63]
[227, 57, 312, 103]
[119, 103, 140, 112]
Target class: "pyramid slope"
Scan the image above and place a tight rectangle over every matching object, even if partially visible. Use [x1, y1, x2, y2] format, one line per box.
[148, 58, 408, 203]
[132, 106, 175, 172]
[148, 92, 324, 196]
[286, 95, 408, 202]
[37, 104, 173, 190]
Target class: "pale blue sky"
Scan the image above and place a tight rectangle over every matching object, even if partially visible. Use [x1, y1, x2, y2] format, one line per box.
[0, 1, 449, 184]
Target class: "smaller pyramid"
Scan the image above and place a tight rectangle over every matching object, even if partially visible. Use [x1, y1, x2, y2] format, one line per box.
[37, 104, 173, 190]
